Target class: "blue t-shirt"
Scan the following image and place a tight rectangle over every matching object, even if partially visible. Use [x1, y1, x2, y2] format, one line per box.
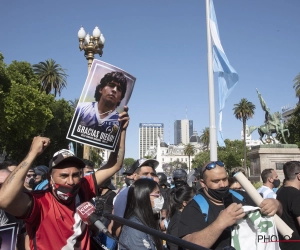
[75, 102, 119, 132]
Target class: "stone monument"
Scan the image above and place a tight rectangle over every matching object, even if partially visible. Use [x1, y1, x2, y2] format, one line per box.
[247, 89, 300, 182]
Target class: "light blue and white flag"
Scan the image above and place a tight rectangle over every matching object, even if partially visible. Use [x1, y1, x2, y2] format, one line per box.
[68, 142, 75, 154]
[210, 0, 239, 146]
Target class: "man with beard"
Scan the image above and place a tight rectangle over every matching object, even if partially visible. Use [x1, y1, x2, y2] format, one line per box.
[178, 160, 282, 249]
[0, 107, 129, 250]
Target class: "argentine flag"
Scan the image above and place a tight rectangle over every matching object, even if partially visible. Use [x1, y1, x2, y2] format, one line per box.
[210, 0, 239, 146]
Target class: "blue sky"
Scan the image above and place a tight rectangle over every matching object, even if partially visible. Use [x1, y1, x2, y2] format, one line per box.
[1, 0, 300, 159]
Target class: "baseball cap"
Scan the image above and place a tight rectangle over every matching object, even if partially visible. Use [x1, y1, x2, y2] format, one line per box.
[122, 158, 159, 175]
[34, 165, 49, 176]
[49, 149, 85, 170]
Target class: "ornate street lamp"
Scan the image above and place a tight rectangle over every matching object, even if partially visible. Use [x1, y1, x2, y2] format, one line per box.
[78, 26, 105, 71]
[78, 26, 105, 159]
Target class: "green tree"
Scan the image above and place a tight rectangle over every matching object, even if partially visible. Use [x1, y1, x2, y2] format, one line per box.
[218, 139, 246, 173]
[0, 53, 11, 95]
[184, 143, 195, 172]
[200, 127, 210, 151]
[293, 73, 300, 103]
[123, 158, 135, 171]
[192, 151, 210, 170]
[69, 98, 79, 110]
[233, 98, 255, 176]
[1, 83, 54, 161]
[90, 148, 104, 169]
[0, 58, 55, 161]
[33, 59, 68, 97]
[41, 99, 78, 164]
[284, 104, 300, 147]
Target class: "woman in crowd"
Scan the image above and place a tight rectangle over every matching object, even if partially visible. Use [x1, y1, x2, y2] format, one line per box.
[119, 178, 164, 250]
[166, 186, 195, 250]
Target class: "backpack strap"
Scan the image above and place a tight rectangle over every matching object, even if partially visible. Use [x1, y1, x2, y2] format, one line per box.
[193, 194, 209, 223]
[193, 190, 245, 223]
[229, 190, 245, 202]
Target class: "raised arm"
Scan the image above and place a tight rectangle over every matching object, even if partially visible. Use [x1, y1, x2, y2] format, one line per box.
[0, 136, 50, 217]
[95, 106, 129, 186]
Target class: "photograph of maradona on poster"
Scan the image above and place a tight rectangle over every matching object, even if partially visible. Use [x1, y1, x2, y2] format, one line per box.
[67, 59, 136, 151]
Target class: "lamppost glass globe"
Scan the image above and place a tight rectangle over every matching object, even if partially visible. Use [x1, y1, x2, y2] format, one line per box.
[93, 26, 101, 38]
[84, 33, 90, 45]
[78, 26, 86, 39]
[100, 33, 105, 45]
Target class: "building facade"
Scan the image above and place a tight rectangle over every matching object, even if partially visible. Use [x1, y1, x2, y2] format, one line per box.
[174, 119, 193, 145]
[139, 123, 164, 158]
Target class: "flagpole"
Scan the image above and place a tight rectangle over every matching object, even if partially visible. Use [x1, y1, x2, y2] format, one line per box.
[206, 0, 217, 161]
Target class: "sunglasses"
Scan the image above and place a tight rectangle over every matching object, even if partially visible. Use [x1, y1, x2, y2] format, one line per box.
[202, 161, 225, 175]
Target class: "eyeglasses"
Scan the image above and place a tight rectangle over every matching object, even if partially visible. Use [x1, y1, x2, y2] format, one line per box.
[26, 174, 37, 178]
[202, 161, 225, 175]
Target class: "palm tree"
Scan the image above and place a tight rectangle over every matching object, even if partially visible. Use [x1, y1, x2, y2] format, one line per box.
[33, 59, 68, 97]
[199, 127, 210, 151]
[233, 98, 256, 176]
[184, 143, 195, 172]
[69, 98, 79, 110]
[293, 73, 300, 103]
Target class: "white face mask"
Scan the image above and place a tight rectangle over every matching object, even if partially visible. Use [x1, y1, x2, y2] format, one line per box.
[152, 195, 164, 213]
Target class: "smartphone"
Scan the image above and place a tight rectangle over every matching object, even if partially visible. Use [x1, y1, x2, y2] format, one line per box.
[223, 193, 233, 208]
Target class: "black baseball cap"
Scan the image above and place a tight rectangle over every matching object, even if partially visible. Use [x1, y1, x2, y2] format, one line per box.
[122, 158, 159, 175]
[49, 149, 85, 170]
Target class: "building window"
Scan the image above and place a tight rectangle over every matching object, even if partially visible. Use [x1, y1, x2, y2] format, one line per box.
[162, 158, 164, 161]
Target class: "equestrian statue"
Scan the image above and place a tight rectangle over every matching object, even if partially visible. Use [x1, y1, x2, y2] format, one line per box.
[248, 89, 290, 144]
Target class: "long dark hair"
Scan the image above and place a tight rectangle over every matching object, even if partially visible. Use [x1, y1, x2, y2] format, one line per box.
[168, 186, 195, 219]
[124, 178, 163, 250]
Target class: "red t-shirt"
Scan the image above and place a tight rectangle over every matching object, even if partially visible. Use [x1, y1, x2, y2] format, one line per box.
[25, 175, 96, 250]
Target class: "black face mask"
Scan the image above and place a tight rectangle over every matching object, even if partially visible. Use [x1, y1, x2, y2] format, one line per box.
[272, 179, 280, 188]
[29, 178, 36, 188]
[174, 180, 186, 188]
[207, 186, 230, 201]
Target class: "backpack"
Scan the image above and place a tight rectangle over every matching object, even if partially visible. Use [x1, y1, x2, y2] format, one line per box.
[193, 190, 245, 223]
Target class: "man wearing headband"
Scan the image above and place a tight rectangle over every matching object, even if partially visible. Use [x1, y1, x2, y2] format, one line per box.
[178, 161, 282, 249]
[0, 107, 129, 249]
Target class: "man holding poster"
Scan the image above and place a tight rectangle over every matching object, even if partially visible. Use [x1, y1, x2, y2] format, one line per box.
[67, 60, 135, 151]
[0, 107, 129, 249]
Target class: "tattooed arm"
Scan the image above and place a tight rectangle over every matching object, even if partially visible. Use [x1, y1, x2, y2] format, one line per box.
[95, 106, 129, 186]
[0, 137, 50, 217]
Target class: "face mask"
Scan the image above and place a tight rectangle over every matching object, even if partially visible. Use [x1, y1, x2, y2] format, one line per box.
[51, 176, 80, 202]
[25, 176, 35, 187]
[174, 180, 186, 188]
[272, 179, 280, 188]
[207, 186, 230, 202]
[152, 195, 164, 213]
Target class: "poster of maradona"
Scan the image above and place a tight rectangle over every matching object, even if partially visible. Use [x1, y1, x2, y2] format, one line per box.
[67, 59, 136, 151]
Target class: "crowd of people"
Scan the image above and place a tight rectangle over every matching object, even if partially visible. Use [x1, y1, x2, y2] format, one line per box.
[0, 104, 299, 250]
